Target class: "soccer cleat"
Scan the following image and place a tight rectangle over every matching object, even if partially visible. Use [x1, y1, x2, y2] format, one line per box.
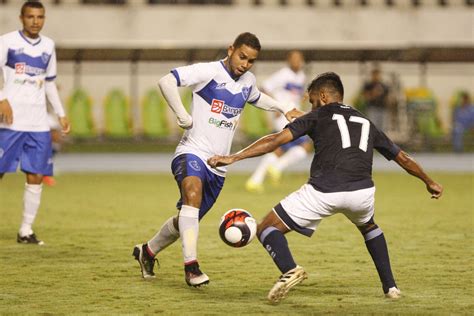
[267, 265, 307, 304]
[245, 179, 264, 193]
[132, 244, 158, 279]
[17, 233, 44, 245]
[185, 262, 209, 287]
[267, 165, 282, 184]
[385, 287, 402, 299]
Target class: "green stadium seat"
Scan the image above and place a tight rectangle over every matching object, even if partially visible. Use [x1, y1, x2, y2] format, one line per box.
[67, 89, 95, 138]
[142, 89, 170, 138]
[104, 89, 132, 137]
[405, 88, 444, 138]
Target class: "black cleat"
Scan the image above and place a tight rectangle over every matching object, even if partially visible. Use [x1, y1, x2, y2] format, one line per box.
[185, 262, 209, 287]
[133, 244, 158, 279]
[17, 233, 44, 245]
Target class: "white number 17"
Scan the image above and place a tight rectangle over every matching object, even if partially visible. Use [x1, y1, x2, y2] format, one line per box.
[332, 114, 370, 152]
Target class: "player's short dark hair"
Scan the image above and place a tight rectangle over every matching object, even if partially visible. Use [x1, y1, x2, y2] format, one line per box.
[307, 72, 344, 99]
[21, 1, 45, 16]
[232, 32, 261, 51]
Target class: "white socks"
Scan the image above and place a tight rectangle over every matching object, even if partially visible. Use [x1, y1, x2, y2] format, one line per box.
[248, 152, 278, 185]
[178, 205, 200, 264]
[273, 146, 308, 172]
[19, 183, 42, 237]
[147, 216, 180, 255]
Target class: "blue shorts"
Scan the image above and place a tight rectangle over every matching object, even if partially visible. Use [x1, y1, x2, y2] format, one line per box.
[280, 135, 311, 152]
[0, 129, 53, 176]
[171, 153, 225, 220]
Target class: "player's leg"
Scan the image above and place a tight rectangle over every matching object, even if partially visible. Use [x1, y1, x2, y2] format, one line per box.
[357, 217, 400, 298]
[268, 138, 312, 182]
[342, 187, 400, 298]
[43, 129, 61, 187]
[17, 132, 52, 245]
[245, 148, 283, 193]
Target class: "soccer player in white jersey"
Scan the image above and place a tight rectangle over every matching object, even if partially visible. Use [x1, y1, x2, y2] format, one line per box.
[246, 50, 313, 193]
[0, 1, 71, 245]
[208, 72, 443, 303]
[133, 32, 303, 287]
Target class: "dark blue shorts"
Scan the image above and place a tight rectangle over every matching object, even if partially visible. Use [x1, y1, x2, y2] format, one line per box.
[0, 129, 53, 176]
[280, 135, 311, 152]
[171, 153, 225, 220]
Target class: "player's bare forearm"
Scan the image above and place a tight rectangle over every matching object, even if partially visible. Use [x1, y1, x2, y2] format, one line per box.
[394, 150, 443, 199]
[208, 129, 294, 168]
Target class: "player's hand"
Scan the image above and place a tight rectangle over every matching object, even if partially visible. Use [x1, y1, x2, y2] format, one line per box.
[177, 114, 193, 130]
[207, 155, 235, 168]
[426, 181, 443, 199]
[59, 116, 71, 135]
[0, 99, 13, 125]
[284, 108, 304, 122]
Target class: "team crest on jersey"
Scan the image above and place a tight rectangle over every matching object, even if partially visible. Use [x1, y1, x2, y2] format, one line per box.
[188, 160, 201, 171]
[15, 63, 26, 74]
[215, 82, 227, 90]
[241, 87, 250, 100]
[14, 48, 24, 55]
[41, 52, 51, 64]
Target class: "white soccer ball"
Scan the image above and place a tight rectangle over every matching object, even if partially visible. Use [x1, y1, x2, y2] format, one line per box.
[219, 209, 257, 248]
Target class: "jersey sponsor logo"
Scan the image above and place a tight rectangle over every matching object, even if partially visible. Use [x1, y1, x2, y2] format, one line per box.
[208, 117, 235, 130]
[15, 63, 26, 74]
[211, 99, 243, 117]
[188, 160, 201, 171]
[14, 78, 44, 88]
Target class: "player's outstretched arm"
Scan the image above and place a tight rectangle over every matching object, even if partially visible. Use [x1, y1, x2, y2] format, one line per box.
[394, 150, 443, 199]
[208, 129, 294, 168]
[253, 93, 303, 121]
[158, 73, 192, 129]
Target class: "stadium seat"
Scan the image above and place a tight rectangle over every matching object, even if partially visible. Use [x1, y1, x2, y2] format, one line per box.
[104, 89, 132, 137]
[67, 89, 95, 138]
[405, 88, 444, 139]
[142, 89, 170, 138]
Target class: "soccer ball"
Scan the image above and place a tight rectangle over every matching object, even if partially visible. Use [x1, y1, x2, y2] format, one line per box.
[219, 209, 257, 248]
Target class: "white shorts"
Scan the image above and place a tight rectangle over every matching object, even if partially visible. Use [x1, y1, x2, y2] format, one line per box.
[274, 184, 375, 236]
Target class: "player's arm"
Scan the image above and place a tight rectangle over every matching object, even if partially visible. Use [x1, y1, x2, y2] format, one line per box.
[252, 93, 304, 122]
[208, 128, 294, 168]
[158, 73, 192, 129]
[45, 81, 70, 134]
[0, 36, 13, 124]
[394, 150, 443, 199]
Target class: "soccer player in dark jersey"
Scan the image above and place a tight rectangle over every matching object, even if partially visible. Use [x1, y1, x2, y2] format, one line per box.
[208, 72, 443, 303]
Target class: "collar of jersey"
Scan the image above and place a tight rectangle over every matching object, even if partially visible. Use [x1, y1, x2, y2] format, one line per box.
[220, 60, 240, 81]
[18, 30, 42, 46]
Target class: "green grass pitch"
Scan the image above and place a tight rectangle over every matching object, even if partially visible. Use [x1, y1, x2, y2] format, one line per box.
[0, 172, 472, 314]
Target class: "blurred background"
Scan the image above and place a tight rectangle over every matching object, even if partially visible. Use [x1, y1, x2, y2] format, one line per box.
[1, 0, 473, 153]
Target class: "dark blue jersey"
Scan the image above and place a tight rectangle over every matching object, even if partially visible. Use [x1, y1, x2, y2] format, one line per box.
[287, 103, 400, 193]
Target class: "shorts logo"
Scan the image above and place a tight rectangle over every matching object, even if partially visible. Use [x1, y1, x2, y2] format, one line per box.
[15, 63, 26, 74]
[0, 148, 4, 159]
[188, 160, 201, 171]
[211, 99, 224, 114]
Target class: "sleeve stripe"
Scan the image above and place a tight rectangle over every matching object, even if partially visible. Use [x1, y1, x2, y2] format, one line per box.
[248, 92, 261, 104]
[170, 69, 181, 86]
[45, 75, 56, 81]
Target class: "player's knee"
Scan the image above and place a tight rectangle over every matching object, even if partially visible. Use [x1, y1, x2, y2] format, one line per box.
[357, 217, 383, 240]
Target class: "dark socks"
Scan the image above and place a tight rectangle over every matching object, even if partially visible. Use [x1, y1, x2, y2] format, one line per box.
[259, 227, 297, 274]
[365, 232, 397, 293]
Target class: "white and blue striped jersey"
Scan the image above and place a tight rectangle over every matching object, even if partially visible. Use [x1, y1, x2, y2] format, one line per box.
[0, 31, 58, 131]
[171, 60, 261, 176]
[262, 66, 305, 131]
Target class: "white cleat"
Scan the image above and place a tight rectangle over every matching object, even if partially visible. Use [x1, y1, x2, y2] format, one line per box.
[267, 265, 308, 304]
[385, 287, 402, 299]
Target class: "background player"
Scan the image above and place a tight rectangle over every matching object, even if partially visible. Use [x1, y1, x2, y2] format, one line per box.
[246, 50, 312, 193]
[208, 72, 443, 303]
[0, 1, 70, 245]
[132, 32, 303, 287]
